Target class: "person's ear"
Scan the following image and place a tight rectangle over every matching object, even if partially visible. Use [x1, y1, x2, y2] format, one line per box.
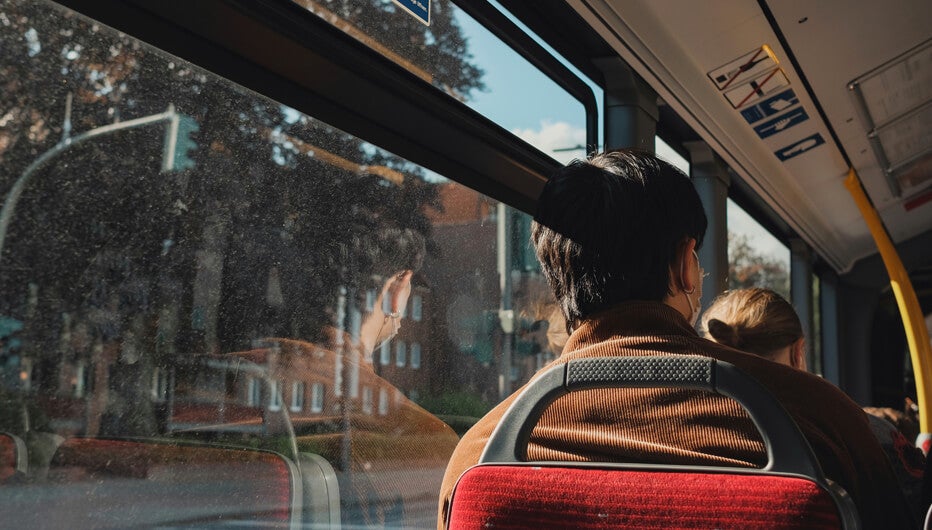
[388, 271, 413, 314]
[678, 238, 699, 294]
[791, 338, 807, 371]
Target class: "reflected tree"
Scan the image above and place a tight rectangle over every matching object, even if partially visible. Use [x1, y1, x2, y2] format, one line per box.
[0, 0, 483, 437]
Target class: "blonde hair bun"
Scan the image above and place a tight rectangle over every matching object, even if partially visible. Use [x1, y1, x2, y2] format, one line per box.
[707, 318, 740, 348]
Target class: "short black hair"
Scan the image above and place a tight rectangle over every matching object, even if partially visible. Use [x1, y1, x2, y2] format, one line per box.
[531, 149, 707, 328]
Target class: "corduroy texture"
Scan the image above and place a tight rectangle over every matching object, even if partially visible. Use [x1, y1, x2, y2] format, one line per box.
[439, 302, 918, 530]
[448, 465, 841, 530]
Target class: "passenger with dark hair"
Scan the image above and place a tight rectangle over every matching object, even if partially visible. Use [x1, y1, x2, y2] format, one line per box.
[702, 287, 927, 521]
[438, 150, 916, 529]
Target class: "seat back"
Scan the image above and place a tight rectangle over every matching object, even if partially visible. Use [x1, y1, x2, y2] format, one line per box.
[42, 438, 301, 528]
[0, 431, 27, 482]
[448, 356, 860, 530]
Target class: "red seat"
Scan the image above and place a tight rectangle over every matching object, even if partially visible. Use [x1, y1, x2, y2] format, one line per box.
[45, 438, 299, 528]
[448, 356, 860, 530]
[0, 431, 27, 482]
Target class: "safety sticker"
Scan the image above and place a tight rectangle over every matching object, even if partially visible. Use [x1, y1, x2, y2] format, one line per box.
[392, 0, 430, 25]
[740, 89, 799, 124]
[753, 107, 809, 139]
[775, 133, 825, 161]
[708, 46, 779, 91]
[724, 68, 790, 109]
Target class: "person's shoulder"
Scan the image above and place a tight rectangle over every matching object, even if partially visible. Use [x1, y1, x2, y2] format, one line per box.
[689, 336, 863, 408]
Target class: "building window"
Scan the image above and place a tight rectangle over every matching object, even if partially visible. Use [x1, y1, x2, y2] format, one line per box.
[247, 377, 261, 406]
[311, 382, 324, 413]
[410, 342, 421, 369]
[151, 367, 168, 402]
[411, 294, 423, 321]
[378, 387, 389, 416]
[380, 340, 391, 365]
[365, 289, 377, 312]
[362, 386, 373, 415]
[290, 381, 305, 412]
[395, 341, 406, 367]
[333, 358, 342, 397]
[269, 380, 282, 411]
[74, 361, 86, 398]
[382, 294, 391, 314]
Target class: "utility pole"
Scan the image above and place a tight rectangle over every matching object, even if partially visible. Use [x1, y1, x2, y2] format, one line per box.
[497, 202, 514, 400]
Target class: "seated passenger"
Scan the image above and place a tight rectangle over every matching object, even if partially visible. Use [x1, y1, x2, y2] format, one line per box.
[701, 287, 926, 520]
[438, 150, 916, 529]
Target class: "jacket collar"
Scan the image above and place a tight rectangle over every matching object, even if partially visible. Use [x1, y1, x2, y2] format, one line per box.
[563, 301, 698, 354]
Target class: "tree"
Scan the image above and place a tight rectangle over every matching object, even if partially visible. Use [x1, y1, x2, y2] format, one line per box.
[728, 232, 790, 298]
[0, 0, 484, 436]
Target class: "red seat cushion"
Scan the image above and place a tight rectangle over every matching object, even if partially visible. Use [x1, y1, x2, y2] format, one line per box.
[49, 439, 294, 525]
[0, 433, 21, 481]
[449, 465, 842, 529]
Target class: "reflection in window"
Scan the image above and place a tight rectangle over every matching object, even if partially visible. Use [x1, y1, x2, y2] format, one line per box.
[291, 381, 305, 412]
[396, 341, 407, 367]
[365, 289, 377, 311]
[411, 294, 423, 321]
[311, 382, 325, 413]
[411, 342, 422, 369]
[269, 381, 282, 411]
[247, 378, 261, 406]
[378, 387, 389, 416]
[151, 367, 168, 402]
[362, 386, 373, 415]
[0, 1, 556, 527]
[74, 361, 87, 398]
[380, 341, 391, 365]
[727, 199, 790, 299]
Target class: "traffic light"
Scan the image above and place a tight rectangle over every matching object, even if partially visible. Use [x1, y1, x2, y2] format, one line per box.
[162, 113, 199, 172]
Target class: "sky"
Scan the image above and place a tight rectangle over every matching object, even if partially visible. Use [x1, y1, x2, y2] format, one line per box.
[451, 4, 790, 264]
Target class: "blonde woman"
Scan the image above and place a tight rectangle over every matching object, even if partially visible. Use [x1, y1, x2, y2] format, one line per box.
[701, 288, 926, 520]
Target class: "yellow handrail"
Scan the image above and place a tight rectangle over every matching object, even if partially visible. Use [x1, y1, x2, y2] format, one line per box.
[844, 169, 932, 436]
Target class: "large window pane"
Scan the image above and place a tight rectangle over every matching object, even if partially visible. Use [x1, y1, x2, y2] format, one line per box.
[0, 1, 558, 527]
[293, 0, 590, 160]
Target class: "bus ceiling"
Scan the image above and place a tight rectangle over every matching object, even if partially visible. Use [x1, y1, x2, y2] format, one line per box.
[566, 0, 931, 275]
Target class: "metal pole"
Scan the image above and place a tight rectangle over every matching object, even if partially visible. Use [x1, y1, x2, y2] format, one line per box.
[0, 106, 176, 261]
[497, 202, 514, 399]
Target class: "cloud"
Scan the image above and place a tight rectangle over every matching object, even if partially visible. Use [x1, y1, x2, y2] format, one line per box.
[511, 121, 587, 164]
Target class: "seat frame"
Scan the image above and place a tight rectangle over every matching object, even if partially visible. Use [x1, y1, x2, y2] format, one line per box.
[449, 355, 861, 530]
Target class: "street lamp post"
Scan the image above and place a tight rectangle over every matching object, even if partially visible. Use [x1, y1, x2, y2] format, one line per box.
[0, 100, 178, 261]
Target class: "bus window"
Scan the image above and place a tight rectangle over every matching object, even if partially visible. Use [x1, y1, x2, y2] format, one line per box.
[727, 198, 791, 300]
[292, 0, 590, 161]
[0, 0, 557, 527]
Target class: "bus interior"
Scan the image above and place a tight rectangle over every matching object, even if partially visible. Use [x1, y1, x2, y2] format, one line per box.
[0, 0, 930, 527]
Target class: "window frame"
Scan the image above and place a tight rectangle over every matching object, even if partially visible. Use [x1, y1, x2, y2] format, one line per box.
[57, 0, 565, 215]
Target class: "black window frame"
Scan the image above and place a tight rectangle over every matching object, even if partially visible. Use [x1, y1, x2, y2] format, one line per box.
[54, 0, 597, 214]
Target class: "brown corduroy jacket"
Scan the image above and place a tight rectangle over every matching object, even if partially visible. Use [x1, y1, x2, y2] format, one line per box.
[438, 302, 918, 529]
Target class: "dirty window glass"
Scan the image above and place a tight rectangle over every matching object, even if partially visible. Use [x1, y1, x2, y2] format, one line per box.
[0, 1, 557, 527]
[292, 0, 589, 160]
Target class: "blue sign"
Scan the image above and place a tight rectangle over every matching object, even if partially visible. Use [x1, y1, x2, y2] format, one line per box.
[741, 89, 799, 124]
[393, 0, 430, 25]
[753, 107, 809, 139]
[775, 133, 825, 162]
